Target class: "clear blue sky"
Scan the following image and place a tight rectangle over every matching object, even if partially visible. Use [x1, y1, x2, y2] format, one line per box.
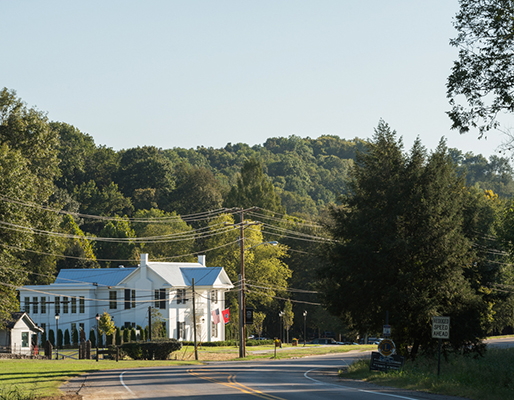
[1, 1, 507, 158]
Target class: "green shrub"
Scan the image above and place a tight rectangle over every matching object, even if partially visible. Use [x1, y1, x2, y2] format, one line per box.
[89, 329, 96, 348]
[64, 329, 71, 347]
[123, 328, 130, 343]
[121, 339, 182, 360]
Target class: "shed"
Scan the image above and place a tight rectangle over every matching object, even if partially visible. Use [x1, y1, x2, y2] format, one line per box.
[0, 312, 44, 355]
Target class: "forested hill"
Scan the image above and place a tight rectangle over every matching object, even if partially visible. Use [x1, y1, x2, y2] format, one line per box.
[53, 122, 514, 220]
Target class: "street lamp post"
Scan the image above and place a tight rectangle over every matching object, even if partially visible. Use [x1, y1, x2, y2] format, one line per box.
[303, 311, 307, 346]
[95, 313, 100, 362]
[55, 313, 60, 360]
[279, 311, 284, 343]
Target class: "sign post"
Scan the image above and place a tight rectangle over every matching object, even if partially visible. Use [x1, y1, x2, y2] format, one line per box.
[432, 316, 450, 377]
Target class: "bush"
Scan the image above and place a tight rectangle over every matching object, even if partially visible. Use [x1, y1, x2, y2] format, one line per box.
[116, 328, 122, 345]
[72, 328, 78, 346]
[123, 328, 131, 343]
[130, 327, 136, 342]
[120, 339, 182, 360]
[64, 329, 71, 347]
[89, 329, 96, 348]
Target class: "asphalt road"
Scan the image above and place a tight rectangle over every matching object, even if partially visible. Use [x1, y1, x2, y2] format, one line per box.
[62, 350, 469, 400]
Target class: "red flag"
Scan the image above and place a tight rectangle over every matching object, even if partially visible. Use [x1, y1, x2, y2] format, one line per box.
[222, 308, 230, 324]
[211, 309, 220, 324]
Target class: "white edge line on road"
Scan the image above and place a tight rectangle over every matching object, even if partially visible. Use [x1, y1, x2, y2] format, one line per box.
[304, 368, 420, 400]
[120, 371, 135, 395]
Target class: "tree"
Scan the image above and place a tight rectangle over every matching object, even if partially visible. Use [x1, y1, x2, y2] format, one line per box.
[168, 165, 223, 216]
[64, 329, 71, 347]
[0, 88, 61, 289]
[131, 209, 195, 261]
[447, 0, 514, 137]
[89, 329, 96, 348]
[251, 312, 266, 339]
[56, 214, 99, 271]
[283, 300, 294, 344]
[98, 311, 116, 345]
[224, 158, 284, 213]
[115, 146, 175, 210]
[95, 217, 137, 266]
[318, 121, 490, 358]
[151, 308, 167, 339]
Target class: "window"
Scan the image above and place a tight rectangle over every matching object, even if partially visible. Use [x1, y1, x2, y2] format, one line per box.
[211, 290, 218, 304]
[71, 297, 77, 313]
[177, 321, 185, 339]
[55, 297, 60, 314]
[109, 291, 117, 309]
[157, 289, 166, 309]
[211, 321, 218, 338]
[32, 297, 38, 314]
[79, 296, 85, 313]
[41, 297, 46, 314]
[177, 289, 188, 304]
[125, 289, 131, 310]
[24, 297, 30, 313]
[21, 332, 29, 348]
[41, 323, 46, 334]
[132, 289, 136, 309]
[71, 323, 76, 336]
[63, 297, 69, 313]
[154, 289, 166, 309]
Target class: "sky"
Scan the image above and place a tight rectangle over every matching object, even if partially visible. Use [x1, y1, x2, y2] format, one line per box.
[1, 1, 509, 158]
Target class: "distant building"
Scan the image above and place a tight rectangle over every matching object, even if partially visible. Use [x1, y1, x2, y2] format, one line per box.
[18, 254, 233, 344]
[0, 312, 43, 355]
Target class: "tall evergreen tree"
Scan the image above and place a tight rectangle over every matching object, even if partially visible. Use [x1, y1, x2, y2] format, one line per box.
[319, 121, 490, 357]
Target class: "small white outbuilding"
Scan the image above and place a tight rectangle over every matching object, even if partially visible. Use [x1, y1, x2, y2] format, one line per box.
[0, 312, 43, 355]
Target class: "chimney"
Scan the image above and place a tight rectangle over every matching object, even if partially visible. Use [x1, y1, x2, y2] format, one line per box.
[198, 255, 206, 266]
[141, 253, 149, 279]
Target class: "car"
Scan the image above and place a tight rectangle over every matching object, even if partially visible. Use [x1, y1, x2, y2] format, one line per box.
[309, 338, 343, 345]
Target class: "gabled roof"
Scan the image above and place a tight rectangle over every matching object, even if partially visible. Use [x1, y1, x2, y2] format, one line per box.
[150, 265, 231, 287]
[54, 268, 137, 287]
[5, 312, 44, 333]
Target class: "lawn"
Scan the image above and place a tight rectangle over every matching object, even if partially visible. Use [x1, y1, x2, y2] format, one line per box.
[0, 344, 372, 399]
[342, 347, 514, 400]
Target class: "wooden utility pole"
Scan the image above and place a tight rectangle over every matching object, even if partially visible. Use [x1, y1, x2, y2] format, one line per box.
[192, 278, 198, 361]
[239, 209, 246, 358]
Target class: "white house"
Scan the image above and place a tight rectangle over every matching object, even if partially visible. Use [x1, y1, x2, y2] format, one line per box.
[0, 312, 44, 355]
[18, 254, 233, 344]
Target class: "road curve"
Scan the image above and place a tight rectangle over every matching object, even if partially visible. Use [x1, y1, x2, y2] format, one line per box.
[62, 350, 468, 400]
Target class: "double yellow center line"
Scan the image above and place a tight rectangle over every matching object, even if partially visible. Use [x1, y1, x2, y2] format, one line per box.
[187, 369, 286, 400]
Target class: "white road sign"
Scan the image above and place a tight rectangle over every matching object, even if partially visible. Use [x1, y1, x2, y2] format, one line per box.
[432, 316, 450, 339]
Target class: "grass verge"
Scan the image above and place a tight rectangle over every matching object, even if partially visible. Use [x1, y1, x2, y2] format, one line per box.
[342, 347, 514, 400]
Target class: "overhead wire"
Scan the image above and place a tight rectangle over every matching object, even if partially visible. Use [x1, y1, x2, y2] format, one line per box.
[0, 194, 235, 223]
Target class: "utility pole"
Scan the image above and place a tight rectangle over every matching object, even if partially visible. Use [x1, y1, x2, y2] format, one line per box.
[192, 278, 198, 361]
[239, 209, 246, 358]
[148, 306, 152, 341]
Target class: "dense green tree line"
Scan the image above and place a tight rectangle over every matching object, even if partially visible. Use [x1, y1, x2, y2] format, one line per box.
[3, 87, 514, 351]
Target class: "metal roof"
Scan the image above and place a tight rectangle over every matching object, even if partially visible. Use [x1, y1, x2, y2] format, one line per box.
[54, 268, 137, 287]
[181, 267, 225, 286]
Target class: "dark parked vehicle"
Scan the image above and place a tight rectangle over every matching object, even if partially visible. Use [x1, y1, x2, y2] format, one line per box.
[309, 338, 343, 345]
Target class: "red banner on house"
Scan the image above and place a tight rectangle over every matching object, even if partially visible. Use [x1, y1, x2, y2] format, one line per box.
[222, 308, 230, 324]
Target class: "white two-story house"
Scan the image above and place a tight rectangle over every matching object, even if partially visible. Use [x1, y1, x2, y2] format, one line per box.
[18, 254, 233, 344]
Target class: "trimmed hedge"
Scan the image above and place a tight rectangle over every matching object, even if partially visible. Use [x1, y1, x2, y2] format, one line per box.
[180, 339, 274, 347]
[120, 339, 182, 360]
